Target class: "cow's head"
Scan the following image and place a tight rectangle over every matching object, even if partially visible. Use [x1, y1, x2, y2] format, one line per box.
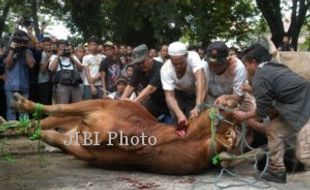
[186, 101, 239, 151]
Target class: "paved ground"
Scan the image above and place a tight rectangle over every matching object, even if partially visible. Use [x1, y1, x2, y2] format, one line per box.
[0, 137, 309, 190]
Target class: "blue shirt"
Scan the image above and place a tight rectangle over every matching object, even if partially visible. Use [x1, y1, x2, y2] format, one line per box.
[4, 50, 32, 92]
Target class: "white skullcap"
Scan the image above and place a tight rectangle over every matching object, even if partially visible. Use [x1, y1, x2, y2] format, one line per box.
[168, 41, 187, 56]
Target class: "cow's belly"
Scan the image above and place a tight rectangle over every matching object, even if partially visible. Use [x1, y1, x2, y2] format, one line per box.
[83, 139, 211, 175]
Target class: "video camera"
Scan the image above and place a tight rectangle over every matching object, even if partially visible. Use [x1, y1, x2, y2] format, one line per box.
[11, 29, 30, 51]
[62, 48, 71, 57]
[16, 16, 33, 28]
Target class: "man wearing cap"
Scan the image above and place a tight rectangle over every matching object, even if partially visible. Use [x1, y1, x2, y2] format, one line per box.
[99, 41, 122, 97]
[204, 41, 247, 105]
[160, 41, 207, 126]
[121, 44, 170, 118]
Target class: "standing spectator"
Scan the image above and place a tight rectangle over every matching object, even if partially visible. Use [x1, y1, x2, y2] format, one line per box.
[197, 47, 206, 60]
[149, 48, 157, 58]
[119, 55, 128, 68]
[125, 65, 134, 80]
[98, 44, 104, 55]
[82, 36, 103, 99]
[74, 46, 85, 63]
[126, 45, 133, 55]
[119, 44, 127, 56]
[278, 34, 294, 51]
[0, 45, 6, 118]
[37, 37, 53, 107]
[49, 40, 83, 104]
[154, 44, 169, 63]
[100, 41, 122, 96]
[4, 30, 35, 120]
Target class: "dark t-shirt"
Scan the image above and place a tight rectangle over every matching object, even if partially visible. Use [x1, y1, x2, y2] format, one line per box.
[130, 60, 165, 103]
[99, 58, 122, 92]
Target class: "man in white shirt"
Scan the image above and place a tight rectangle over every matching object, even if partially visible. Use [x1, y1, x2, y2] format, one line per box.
[82, 36, 104, 99]
[204, 41, 247, 105]
[160, 42, 206, 126]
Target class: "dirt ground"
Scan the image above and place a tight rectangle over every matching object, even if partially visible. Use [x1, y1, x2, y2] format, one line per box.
[0, 137, 310, 190]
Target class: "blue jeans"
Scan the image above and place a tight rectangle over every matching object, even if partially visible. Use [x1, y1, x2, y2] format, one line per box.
[83, 85, 103, 100]
[5, 90, 29, 121]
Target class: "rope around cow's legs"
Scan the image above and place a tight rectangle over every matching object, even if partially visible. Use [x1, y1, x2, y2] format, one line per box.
[0, 103, 44, 162]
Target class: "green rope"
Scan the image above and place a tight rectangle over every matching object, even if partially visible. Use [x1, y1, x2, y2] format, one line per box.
[209, 107, 221, 165]
[0, 139, 16, 163]
[0, 103, 43, 163]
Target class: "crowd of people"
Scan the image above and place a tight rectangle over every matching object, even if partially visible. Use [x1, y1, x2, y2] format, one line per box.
[0, 26, 309, 184]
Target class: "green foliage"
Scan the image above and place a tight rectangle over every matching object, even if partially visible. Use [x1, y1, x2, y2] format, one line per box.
[1, 0, 262, 48]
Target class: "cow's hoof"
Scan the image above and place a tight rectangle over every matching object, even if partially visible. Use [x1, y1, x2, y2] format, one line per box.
[12, 92, 35, 112]
[0, 116, 7, 124]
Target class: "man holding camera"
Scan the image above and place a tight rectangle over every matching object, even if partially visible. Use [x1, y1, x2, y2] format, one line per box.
[4, 30, 35, 121]
[49, 40, 83, 104]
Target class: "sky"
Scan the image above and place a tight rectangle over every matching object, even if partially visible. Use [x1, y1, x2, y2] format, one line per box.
[45, 21, 71, 40]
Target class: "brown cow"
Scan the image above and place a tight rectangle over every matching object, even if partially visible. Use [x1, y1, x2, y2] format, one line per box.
[10, 92, 238, 175]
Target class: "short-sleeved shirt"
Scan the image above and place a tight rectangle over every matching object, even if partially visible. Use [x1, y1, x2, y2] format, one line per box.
[99, 58, 122, 92]
[38, 51, 50, 83]
[130, 60, 165, 102]
[160, 51, 206, 93]
[205, 57, 247, 98]
[82, 54, 103, 86]
[4, 49, 34, 92]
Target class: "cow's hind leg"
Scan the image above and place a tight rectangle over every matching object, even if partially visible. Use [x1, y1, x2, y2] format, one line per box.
[12, 92, 107, 117]
[41, 129, 94, 160]
[40, 116, 81, 131]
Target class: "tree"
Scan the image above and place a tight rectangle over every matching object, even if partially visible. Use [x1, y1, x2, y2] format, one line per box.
[61, 0, 257, 47]
[180, 0, 258, 46]
[0, 0, 12, 38]
[256, 0, 310, 50]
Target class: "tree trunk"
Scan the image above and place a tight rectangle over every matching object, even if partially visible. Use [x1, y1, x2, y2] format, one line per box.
[256, 0, 284, 48]
[288, 0, 310, 50]
[0, 0, 12, 38]
[31, 0, 40, 38]
[256, 0, 310, 51]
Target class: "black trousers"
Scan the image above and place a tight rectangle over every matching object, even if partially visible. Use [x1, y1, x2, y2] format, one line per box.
[37, 82, 52, 105]
[143, 97, 170, 118]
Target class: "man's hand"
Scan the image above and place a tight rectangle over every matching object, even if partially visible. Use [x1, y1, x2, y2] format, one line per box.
[241, 83, 252, 93]
[233, 110, 248, 122]
[177, 113, 188, 127]
[189, 107, 200, 118]
[0, 74, 6, 81]
[90, 84, 97, 96]
[215, 95, 228, 105]
[10, 42, 17, 50]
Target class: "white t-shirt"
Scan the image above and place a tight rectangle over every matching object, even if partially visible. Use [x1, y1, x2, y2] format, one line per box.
[82, 54, 103, 86]
[160, 51, 207, 93]
[48, 55, 81, 71]
[205, 57, 247, 98]
[108, 91, 136, 100]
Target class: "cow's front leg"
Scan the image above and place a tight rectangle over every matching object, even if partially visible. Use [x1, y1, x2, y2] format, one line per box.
[41, 129, 94, 160]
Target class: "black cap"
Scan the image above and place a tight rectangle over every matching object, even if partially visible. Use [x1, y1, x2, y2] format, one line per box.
[206, 41, 229, 63]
